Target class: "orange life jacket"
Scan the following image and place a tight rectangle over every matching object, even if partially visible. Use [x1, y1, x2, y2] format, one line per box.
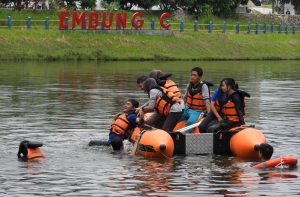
[186, 82, 207, 111]
[18, 141, 45, 161]
[155, 87, 181, 116]
[163, 79, 182, 98]
[111, 114, 130, 135]
[214, 89, 250, 115]
[221, 93, 241, 122]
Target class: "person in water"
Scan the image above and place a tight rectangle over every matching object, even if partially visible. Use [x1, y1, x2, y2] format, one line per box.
[255, 143, 274, 161]
[109, 99, 139, 151]
[206, 78, 245, 133]
[181, 67, 211, 133]
[139, 78, 183, 132]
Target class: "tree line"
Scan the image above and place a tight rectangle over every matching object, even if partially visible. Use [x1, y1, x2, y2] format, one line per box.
[0, 0, 299, 16]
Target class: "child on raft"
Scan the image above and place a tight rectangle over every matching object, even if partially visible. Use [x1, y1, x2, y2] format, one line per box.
[109, 99, 140, 151]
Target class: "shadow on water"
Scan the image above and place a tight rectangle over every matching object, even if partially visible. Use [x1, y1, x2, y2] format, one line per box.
[0, 60, 299, 196]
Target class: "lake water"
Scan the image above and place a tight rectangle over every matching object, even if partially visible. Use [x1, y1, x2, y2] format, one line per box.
[0, 61, 299, 196]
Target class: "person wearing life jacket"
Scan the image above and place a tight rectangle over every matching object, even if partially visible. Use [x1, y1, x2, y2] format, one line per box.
[199, 80, 227, 133]
[109, 99, 139, 151]
[149, 70, 182, 99]
[181, 67, 211, 133]
[139, 78, 183, 132]
[206, 78, 245, 133]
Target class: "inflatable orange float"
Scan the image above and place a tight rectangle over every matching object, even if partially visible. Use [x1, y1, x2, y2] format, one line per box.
[252, 156, 298, 169]
[131, 127, 174, 158]
[229, 127, 267, 159]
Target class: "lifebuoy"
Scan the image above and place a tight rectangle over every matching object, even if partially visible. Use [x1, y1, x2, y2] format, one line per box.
[252, 156, 298, 169]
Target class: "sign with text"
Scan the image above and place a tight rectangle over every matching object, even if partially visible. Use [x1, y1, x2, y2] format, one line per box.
[59, 11, 172, 30]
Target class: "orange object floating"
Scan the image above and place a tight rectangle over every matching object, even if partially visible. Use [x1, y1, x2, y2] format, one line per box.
[252, 156, 298, 169]
[18, 140, 45, 161]
[131, 127, 174, 158]
[230, 127, 267, 159]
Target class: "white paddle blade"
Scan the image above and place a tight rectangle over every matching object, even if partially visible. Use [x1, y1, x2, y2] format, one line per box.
[174, 112, 205, 133]
[175, 121, 201, 133]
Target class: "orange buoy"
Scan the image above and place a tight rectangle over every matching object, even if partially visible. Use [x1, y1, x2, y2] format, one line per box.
[17, 140, 45, 161]
[252, 156, 298, 169]
[230, 127, 266, 158]
[131, 127, 174, 157]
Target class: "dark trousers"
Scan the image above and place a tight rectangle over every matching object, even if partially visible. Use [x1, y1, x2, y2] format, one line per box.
[199, 112, 217, 133]
[199, 112, 242, 133]
[162, 112, 183, 132]
[148, 111, 183, 132]
[207, 120, 241, 133]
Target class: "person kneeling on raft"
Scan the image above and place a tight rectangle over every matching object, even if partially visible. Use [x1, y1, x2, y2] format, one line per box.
[139, 78, 183, 132]
[181, 67, 211, 133]
[109, 99, 139, 151]
[200, 78, 245, 133]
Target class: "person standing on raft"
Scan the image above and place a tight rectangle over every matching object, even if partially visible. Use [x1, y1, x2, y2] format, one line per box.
[181, 67, 211, 133]
[139, 78, 183, 132]
[109, 99, 140, 151]
[204, 78, 245, 133]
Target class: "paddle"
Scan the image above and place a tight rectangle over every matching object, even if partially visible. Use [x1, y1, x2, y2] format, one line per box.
[131, 129, 146, 155]
[175, 112, 205, 133]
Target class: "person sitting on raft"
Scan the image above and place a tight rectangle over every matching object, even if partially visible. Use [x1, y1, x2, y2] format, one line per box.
[199, 80, 227, 133]
[139, 78, 183, 132]
[204, 78, 245, 133]
[109, 99, 140, 151]
[181, 67, 211, 133]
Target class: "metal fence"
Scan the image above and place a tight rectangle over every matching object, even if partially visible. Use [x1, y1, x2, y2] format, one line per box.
[0, 15, 300, 34]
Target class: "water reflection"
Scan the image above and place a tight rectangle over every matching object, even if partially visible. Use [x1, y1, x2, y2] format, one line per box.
[0, 61, 299, 196]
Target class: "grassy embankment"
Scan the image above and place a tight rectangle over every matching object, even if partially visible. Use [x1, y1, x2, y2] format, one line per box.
[0, 10, 299, 61]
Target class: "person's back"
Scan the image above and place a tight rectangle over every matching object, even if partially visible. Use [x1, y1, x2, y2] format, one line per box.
[149, 70, 182, 99]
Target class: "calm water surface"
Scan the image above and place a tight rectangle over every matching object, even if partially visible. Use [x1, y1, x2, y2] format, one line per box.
[0, 61, 299, 196]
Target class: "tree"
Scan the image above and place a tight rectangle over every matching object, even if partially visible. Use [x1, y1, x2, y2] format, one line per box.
[136, 0, 159, 10]
[159, 0, 178, 11]
[212, 0, 241, 17]
[240, 0, 249, 5]
[274, 0, 300, 14]
[103, 0, 136, 10]
[289, 0, 300, 14]
[81, 0, 96, 10]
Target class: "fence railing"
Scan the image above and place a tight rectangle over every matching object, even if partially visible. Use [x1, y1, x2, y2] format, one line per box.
[0, 16, 300, 34]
